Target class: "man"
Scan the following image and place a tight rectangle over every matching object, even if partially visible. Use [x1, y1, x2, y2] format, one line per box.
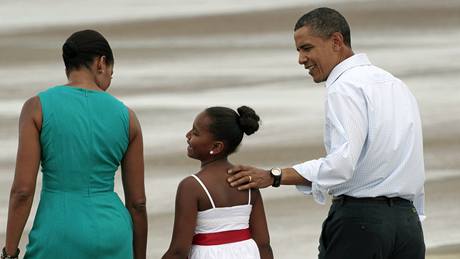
[228, 7, 425, 259]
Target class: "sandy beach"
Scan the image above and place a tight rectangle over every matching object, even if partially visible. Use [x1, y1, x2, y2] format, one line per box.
[1, 0, 460, 258]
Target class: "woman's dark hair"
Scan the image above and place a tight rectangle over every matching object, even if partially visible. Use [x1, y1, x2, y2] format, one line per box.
[62, 29, 114, 75]
[205, 106, 260, 155]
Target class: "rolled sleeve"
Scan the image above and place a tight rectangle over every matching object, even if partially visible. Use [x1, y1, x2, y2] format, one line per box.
[293, 159, 327, 204]
[291, 82, 368, 206]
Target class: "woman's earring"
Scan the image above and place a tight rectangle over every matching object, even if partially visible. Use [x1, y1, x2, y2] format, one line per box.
[209, 151, 214, 155]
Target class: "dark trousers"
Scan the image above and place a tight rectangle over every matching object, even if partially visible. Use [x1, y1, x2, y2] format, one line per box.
[318, 196, 425, 259]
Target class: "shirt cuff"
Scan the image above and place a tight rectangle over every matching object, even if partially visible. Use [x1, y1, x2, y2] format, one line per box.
[293, 160, 327, 205]
[413, 188, 426, 222]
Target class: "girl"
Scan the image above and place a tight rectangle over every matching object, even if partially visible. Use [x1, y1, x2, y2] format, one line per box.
[162, 106, 273, 259]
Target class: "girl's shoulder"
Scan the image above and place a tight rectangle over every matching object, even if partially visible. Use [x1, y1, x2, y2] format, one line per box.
[176, 175, 203, 197]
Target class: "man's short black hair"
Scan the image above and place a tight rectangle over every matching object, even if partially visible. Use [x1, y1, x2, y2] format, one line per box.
[294, 7, 351, 47]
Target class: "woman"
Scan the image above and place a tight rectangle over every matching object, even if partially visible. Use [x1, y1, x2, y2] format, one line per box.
[162, 106, 273, 259]
[2, 30, 147, 259]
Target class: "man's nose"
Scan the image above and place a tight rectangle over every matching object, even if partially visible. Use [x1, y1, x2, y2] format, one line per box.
[298, 53, 308, 65]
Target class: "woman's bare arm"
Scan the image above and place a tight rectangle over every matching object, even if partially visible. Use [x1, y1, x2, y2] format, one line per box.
[4, 96, 42, 255]
[121, 108, 147, 259]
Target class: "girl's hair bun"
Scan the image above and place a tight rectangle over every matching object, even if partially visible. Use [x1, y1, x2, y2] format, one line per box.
[237, 106, 260, 135]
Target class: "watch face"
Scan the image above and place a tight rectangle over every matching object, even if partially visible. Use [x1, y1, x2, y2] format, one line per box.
[271, 168, 282, 176]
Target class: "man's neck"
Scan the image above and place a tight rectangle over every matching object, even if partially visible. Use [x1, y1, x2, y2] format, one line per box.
[338, 49, 354, 65]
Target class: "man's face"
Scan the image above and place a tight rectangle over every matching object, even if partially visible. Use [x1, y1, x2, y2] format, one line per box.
[294, 25, 339, 83]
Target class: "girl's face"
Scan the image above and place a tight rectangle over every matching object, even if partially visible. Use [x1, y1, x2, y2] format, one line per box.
[185, 112, 216, 160]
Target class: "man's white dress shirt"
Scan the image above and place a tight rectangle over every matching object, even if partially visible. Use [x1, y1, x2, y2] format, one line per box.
[293, 53, 425, 219]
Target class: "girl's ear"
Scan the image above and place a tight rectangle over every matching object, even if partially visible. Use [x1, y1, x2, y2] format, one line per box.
[210, 141, 225, 155]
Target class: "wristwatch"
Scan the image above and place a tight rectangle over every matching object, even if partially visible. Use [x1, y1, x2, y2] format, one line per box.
[270, 168, 282, 187]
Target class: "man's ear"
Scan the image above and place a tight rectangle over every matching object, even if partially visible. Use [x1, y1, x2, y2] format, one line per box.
[331, 32, 344, 51]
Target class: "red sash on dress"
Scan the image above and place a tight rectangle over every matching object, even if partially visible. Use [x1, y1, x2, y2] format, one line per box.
[192, 228, 251, 246]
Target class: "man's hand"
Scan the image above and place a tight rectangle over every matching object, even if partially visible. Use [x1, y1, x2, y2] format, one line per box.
[227, 165, 273, 190]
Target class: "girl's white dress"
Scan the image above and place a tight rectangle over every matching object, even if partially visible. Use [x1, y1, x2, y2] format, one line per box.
[188, 174, 261, 259]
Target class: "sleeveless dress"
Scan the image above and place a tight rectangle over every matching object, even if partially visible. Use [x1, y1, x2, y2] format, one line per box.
[188, 175, 260, 259]
[24, 85, 133, 258]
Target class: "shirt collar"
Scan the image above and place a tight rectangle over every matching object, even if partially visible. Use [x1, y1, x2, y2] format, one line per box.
[325, 53, 372, 88]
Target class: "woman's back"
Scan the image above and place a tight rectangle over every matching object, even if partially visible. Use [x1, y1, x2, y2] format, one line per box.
[24, 85, 133, 259]
[39, 85, 129, 193]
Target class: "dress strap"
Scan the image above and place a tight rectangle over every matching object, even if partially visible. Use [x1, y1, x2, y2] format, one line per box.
[248, 189, 251, 205]
[191, 174, 216, 208]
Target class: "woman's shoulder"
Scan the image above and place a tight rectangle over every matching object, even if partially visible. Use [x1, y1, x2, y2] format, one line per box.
[21, 95, 41, 114]
[37, 85, 64, 96]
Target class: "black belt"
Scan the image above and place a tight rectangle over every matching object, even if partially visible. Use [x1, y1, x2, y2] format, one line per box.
[332, 195, 411, 206]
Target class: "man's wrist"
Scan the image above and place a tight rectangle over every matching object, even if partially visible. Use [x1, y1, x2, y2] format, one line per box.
[280, 167, 312, 186]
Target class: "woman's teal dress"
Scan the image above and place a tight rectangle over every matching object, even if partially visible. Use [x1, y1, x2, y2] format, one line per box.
[24, 85, 133, 258]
